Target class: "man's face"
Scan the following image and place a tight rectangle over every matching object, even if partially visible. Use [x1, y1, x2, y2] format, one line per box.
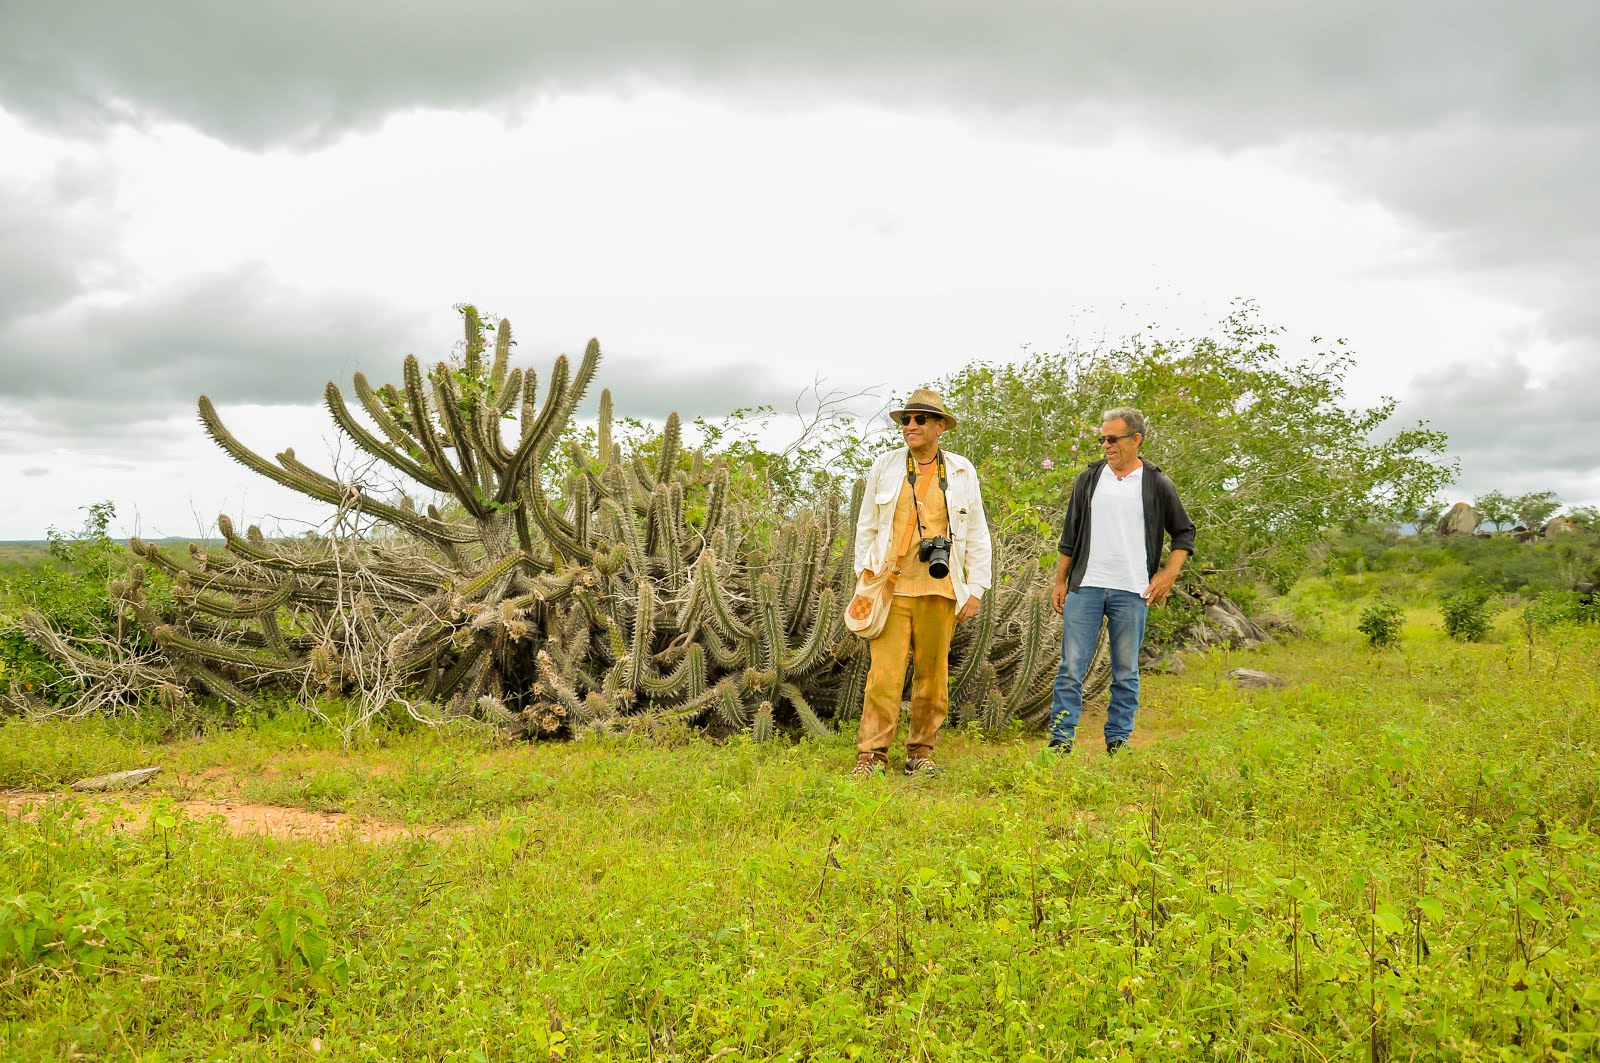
[900, 412, 947, 449]
[1099, 418, 1140, 461]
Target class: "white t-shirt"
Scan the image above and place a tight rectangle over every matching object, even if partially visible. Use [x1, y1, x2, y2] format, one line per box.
[1078, 463, 1148, 594]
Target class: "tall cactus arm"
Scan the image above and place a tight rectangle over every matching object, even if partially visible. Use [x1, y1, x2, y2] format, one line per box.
[701, 627, 749, 671]
[755, 575, 784, 675]
[714, 679, 750, 729]
[536, 649, 587, 719]
[431, 644, 490, 701]
[198, 397, 477, 545]
[640, 643, 706, 700]
[352, 372, 431, 464]
[430, 366, 485, 489]
[697, 550, 754, 640]
[192, 581, 296, 621]
[404, 357, 489, 520]
[154, 625, 297, 675]
[949, 594, 997, 707]
[476, 400, 517, 470]
[1003, 597, 1050, 703]
[171, 656, 261, 709]
[324, 382, 450, 492]
[779, 682, 833, 740]
[624, 580, 656, 692]
[597, 389, 614, 467]
[657, 412, 681, 487]
[461, 304, 486, 377]
[492, 365, 523, 420]
[497, 355, 569, 502]
[780, 588, 839, 678]
[489, 318, 513, 390]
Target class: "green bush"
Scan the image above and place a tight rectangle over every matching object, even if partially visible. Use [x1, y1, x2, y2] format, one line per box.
[1440, 587, 1496, 642]
[0, 502, 151, 705]
[1522, 589, 1600, 630]
[1357, 596, 1405, 647]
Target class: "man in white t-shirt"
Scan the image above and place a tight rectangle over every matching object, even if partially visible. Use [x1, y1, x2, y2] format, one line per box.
[1046, 407, 1196, 755]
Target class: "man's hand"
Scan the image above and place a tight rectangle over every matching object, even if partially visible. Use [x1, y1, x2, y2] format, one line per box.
[957, 596, 981, 622]
[1051, 582, 1067, 614]
[1142, 568, 1179, 607]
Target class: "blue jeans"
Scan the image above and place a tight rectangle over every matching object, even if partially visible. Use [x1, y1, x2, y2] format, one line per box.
[1048, 587, 1149, 746]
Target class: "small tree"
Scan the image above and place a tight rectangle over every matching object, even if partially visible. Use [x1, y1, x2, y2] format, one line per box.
[937, 304, 1454, 592]
[1566, 505, 1600, 531]
[1473, 490, 1517, 532]
[1514, 491, 1561, 532]
[1358, 597, 1405, 648]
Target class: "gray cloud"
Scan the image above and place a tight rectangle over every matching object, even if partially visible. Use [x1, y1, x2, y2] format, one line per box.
[0, 160, 124, 322]
[1404, 354, 1600, 505]
[1, 2, 1593, 149]
[4, 0, 1597, 499]
[1, 264, 426, 410]
[592, 354, 793, 421]
[19, 466, 49, 477]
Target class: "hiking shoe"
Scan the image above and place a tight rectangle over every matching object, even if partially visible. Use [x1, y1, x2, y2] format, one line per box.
[850, 758, 887, 779]
[1045, 739, 1074, 755]
[1106, 739, 1127, 756]
[903, 756, 943, 777]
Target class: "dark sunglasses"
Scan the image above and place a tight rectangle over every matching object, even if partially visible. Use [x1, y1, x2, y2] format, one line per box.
[1097, 432, 1135, 445]
[900, 413, 942, 426]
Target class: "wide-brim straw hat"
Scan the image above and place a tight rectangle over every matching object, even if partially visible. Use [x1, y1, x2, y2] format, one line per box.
[888, 388, 957, 431]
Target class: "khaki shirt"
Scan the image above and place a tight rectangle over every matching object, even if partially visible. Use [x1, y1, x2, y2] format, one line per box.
[891, 470, 955, 600]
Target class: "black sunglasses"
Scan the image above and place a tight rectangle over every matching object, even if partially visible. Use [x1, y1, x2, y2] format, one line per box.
[900, 413, 942, 426]
[1097, 432, 1135, 445]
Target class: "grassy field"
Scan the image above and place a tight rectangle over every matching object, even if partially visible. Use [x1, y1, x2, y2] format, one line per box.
[2, 609, 1598, 1060]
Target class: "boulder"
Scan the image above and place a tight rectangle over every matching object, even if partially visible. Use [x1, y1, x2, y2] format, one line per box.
[1201, 599, 1270, 650]
[71, 767, 160, 792]
[1437, 502, 1482, 537]
[1228, 668, 1286, 689]
[1542, 517, 1578, 537]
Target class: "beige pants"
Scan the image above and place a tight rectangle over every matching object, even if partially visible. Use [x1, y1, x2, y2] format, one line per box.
[856, 594, 957, 763]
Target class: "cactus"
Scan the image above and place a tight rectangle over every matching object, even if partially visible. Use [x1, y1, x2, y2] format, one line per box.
[19, 307, 1081, 738]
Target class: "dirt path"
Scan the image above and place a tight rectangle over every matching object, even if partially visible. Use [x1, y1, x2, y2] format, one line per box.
[1, 791, 414, 843]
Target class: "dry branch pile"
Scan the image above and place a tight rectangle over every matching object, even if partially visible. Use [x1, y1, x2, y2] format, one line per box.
[19, 311, 1091, 736]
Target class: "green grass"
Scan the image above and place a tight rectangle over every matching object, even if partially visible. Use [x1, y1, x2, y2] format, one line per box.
[2, 617, 1599, 1060]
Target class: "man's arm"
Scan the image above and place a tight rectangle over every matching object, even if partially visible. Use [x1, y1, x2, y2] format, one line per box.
[1051, 553, 1071, 614]
[1144, 475, 1195, 606]
[956, 467, 993, 621]
[853, 457, 885, 576]
[1142, 549, 1188, 606]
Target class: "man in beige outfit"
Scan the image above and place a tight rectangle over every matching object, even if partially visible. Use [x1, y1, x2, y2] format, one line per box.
[851, 389, 993, 777]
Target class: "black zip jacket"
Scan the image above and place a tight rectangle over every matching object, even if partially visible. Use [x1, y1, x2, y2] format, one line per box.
[1056, 459, 1197, 593]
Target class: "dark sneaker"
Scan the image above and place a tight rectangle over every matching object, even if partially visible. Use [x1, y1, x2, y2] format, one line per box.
[1045, 738, 1074, 755]
[850, 758, 886, 779]
[1106, 739, 1127, 756]
[903, 756, 943, 777]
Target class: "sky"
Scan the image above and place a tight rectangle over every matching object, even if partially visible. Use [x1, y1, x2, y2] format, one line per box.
[1, 1, 1596, 540]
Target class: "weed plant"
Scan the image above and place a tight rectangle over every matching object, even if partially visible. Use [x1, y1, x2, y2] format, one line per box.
[1356, 596, 1404, 647]
[1440, 587, 1496, 642]
[2, 609, 1598, 1060]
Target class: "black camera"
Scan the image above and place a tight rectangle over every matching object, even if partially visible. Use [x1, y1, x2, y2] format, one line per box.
[918, 536, 952, 579]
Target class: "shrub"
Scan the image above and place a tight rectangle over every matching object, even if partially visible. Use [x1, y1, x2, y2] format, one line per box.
[1357, 597, 1405, 647]
[1522, 590, 1600, 630]
[1441, 587, 1496, 642]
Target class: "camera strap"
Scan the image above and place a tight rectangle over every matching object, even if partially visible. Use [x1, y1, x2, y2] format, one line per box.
[905, 449, 951, 546]
[887, 454, 936, 578]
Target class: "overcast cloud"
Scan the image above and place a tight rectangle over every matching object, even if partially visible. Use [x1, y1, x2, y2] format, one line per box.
[0, 1, 1595, 536]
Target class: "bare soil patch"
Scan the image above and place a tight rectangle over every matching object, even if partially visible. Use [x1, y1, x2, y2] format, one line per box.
[1, 791, 413, 843]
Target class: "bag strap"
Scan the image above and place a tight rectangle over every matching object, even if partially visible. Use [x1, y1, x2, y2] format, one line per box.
[884, 463, 935, 587]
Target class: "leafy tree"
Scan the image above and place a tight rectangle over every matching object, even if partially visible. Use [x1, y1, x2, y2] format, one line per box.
[1473, 490, 1516, 532]
[936, 304, 1455, 592]
[1566, 505, 1600, 531]
[1407, 498, 1446, 536]
[1514, 490, 1561, 531]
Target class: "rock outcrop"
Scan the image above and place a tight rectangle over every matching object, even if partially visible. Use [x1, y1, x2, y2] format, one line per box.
[1437, 502, 1482, 537]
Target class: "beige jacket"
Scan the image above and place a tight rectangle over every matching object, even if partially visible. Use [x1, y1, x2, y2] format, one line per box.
[853, 448, 993, 611]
